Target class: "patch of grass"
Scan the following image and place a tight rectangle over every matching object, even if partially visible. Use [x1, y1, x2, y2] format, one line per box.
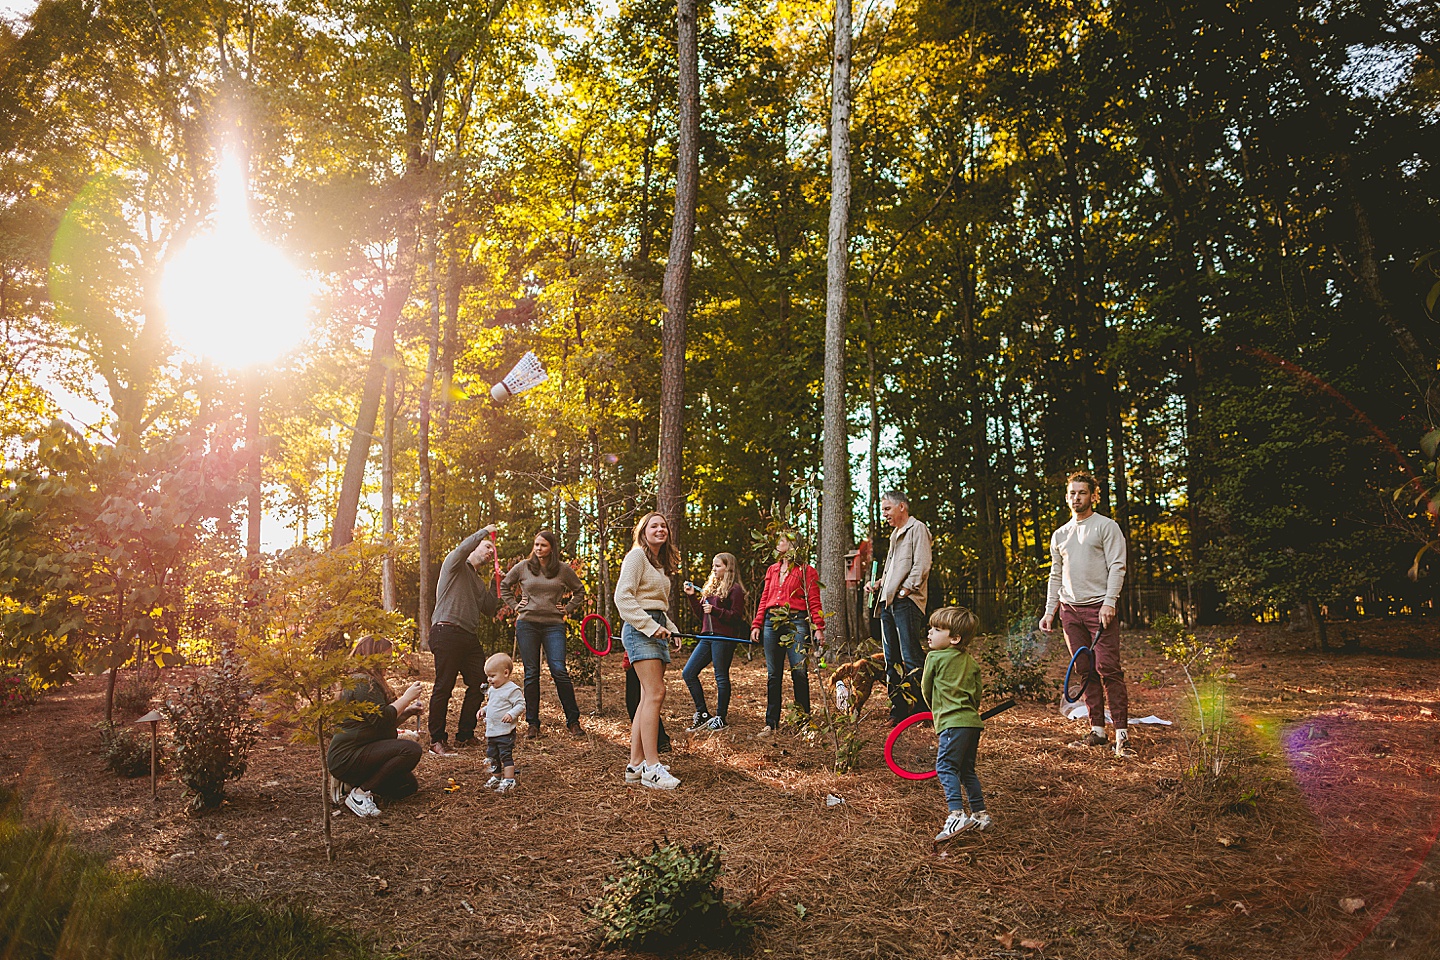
[0, 789, 394, 960]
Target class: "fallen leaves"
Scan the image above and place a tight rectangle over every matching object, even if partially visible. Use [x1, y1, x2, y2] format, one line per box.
[993, 929, 1046, 952]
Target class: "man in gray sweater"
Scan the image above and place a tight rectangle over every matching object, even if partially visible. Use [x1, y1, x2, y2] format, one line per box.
[1039, 472, 1132, 758]
[428, 523, 501, 755]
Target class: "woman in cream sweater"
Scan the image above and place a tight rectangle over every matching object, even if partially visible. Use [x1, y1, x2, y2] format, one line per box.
[613, 511, 682, 789]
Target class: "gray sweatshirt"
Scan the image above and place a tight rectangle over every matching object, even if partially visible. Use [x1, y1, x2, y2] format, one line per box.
[432, 530, 501, 633]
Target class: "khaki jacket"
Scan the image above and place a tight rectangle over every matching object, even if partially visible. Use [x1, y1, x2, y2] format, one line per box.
[881, 516, 932, 611]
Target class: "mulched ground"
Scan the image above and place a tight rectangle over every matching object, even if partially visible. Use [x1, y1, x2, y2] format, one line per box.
[3, 622, 1439, 960]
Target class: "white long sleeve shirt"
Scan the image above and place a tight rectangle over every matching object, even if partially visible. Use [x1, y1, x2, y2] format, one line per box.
[1045, 512, 1126, 615]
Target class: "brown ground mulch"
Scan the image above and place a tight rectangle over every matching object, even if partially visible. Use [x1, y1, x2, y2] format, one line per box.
[2, 622, 1439, 959]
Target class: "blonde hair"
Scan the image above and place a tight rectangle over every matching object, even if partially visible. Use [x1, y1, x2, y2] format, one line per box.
[928, 606, 979, 649]
[700, 552, 744, 599]
[484, 652, 514, 677]
[632, 511, 680, 575]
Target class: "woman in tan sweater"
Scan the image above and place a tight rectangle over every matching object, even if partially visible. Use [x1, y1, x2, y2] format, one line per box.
[613, 511, 682, 789]
[500, 529, 586, 738]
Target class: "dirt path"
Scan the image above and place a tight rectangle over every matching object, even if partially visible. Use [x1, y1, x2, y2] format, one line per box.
[2, 625, 1437, 959]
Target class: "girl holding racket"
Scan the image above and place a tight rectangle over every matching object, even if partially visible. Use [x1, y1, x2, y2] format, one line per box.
[501, 530, 586, 739]
[750, 530, 824, 738]
[922, 606, 992, 841]
[681, 553, 748, 732]
[613, 512, 683, 789]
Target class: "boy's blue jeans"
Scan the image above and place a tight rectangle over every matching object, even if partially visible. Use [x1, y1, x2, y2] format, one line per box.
[761, 610, 811, 727]
[880, 597, 926, 722]
[936, 726, 986, 813]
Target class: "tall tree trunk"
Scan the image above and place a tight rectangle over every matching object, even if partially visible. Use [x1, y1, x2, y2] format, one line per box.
[332, 230, 417, 549]
[820, 0, 853, 646]
[381, 364, 397, 612]
[656, 0, 700, 528]
[418, 238, 442, 650]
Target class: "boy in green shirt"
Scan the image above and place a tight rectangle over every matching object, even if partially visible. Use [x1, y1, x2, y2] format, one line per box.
[921, 606, 992, 841]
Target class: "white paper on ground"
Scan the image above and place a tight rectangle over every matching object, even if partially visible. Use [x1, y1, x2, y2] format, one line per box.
[1130, 715, 1172, 725]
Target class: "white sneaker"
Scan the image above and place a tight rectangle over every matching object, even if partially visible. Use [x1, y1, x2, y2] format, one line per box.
[329, 776, 351, 806]
[484, 775, 502, 790]
[701, 716, 726, 732]
[345, 787, 381, 818]
[935, 813, 968, 842]
[495, 778, 517, 794]
[967, 810, 993, 831]
[640, 763, 680, 790]
[625, 764, 643, 785]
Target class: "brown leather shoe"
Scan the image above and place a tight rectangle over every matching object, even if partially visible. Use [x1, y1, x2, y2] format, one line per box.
[567, 720, 584, 737]
[525, 723, 541, 740]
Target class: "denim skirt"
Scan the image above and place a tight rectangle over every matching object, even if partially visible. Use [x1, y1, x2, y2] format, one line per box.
[622, 609, 672, 664]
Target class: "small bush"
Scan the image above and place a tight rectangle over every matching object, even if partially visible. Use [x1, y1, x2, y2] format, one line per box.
[114, 667, 160, 718]
[590, 839, 749, 949]
[0, 668, 39, 714]
[977, 630, 1055, 702]
[98, 721, 155, 778]
[163, 657, 260, 812]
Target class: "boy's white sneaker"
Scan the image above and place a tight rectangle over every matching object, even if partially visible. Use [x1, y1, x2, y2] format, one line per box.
[935, 812, 968, 842]
[966, 810, 993, 831]
[640, 763, 680, 790]
[484, 774, 502, 790]
[495, 778, 517, 794]
[345, 787, 381, 818]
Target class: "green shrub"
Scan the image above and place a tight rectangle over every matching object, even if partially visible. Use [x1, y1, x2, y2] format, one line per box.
[590, 839, 749, 949]
[0, 791, 389, 959]
[162, 657, 260, 812]
[98, 721, 155, 778]
[114, 668, 159, 718]
[977, 629, 1055, 702]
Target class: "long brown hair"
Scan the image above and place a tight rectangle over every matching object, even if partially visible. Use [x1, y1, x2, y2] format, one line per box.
[632, 511, 679, 575]
[526, 529, 562, 578]
[349, 635, 395, 700]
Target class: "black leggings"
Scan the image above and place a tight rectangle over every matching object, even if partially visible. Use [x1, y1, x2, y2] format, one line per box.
[332, 739, 422, 799]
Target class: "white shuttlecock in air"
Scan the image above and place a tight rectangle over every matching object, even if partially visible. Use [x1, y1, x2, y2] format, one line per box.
[490, 351, 549, 402]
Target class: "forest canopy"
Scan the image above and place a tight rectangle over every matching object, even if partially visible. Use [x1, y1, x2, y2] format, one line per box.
[2, 0, 1439, 675]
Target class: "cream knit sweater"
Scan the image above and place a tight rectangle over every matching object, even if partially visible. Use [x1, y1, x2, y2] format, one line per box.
[614, 546, 680, 637]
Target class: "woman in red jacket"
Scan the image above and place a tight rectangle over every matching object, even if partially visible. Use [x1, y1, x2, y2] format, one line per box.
[749, 530, 825, 737]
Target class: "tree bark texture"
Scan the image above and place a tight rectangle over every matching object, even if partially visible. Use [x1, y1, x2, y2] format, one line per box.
[820, 0, 853, 646]
[656, 0, 700, 528]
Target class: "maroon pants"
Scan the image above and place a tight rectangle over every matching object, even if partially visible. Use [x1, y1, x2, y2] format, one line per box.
[1060, 602, 1129, 730]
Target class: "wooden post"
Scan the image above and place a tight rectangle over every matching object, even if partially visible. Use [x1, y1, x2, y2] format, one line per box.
[137, 710, 163, 800]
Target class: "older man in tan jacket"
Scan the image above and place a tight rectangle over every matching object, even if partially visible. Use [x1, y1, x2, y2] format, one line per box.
[865, 490, 933, 723]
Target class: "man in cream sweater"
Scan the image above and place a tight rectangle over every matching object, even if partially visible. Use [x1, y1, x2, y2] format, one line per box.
[1039, 471, 1132, 758]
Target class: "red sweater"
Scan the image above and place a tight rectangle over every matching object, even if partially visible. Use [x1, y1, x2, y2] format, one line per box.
[751, 561, 824, 630]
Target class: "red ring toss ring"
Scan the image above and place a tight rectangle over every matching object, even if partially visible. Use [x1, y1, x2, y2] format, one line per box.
[884, 711, 937, 780]
[580, 613, 612, 657]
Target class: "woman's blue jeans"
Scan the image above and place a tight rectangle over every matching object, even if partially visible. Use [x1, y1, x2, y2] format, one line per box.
[514, 619, 580, 725]
[761, 610, 811, 727]
[681, 638, 737, 720]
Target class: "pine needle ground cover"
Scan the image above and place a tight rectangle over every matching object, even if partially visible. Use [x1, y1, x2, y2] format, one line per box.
[0, 624, 1436, 960]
